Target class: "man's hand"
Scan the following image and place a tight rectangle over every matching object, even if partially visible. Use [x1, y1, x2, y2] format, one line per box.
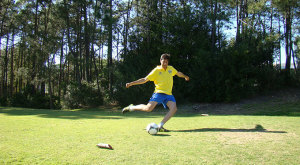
[176, 72, 190, 81]
[185, 76, 190, 81]
[126, 83, 131, 88]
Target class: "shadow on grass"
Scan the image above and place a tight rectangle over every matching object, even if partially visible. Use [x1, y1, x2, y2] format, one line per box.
[153, 134, 171, 137]
[1, 104, 299, 120]
[0, 107, 163, 120]
[171, 125, 287, 134]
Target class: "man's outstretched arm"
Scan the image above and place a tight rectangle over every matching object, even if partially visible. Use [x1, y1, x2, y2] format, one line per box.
[176, 72, 190, 81]
[126, 78, 149, 88]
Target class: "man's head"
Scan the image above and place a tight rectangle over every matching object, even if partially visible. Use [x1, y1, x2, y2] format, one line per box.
[160, 53, 170, 61]
[160, 53, 170, 69]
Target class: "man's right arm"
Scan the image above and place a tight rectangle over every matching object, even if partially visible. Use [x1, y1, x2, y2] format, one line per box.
[126, 78, 149, 88]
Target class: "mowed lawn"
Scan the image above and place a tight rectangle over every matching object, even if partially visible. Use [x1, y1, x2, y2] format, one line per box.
[0, 106, 300, 165]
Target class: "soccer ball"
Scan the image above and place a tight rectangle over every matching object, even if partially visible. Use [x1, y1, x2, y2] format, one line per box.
[146, 123, 159, 135]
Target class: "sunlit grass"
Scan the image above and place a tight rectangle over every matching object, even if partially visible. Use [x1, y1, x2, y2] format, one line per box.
[243, 101, 300, 116]
[0, 106, 300, 164]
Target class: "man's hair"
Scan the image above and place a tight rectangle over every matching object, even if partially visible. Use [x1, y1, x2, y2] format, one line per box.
[160, 53, 170, 60]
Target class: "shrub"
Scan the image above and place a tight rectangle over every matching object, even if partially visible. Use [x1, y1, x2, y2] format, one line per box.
[9, 92, 29, 107]
[8, 90, 60, 109]
[62, 81, 103, 109]
[0, 97, 8, 106]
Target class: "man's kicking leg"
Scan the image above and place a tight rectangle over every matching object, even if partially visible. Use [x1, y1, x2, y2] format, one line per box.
[158, 101, 177, 132]
[122, 101, 157, 114]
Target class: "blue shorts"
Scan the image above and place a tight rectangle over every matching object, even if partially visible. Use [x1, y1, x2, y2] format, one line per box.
[149, 93, 176, 109]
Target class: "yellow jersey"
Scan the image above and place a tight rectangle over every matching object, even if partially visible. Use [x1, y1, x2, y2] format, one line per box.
[146, 65, 178, 95]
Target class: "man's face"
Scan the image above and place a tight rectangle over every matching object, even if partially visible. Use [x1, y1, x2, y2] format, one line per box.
[160, 58, 169, 68]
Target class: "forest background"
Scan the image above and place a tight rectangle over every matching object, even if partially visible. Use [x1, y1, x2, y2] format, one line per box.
[0, 0, 299, 109]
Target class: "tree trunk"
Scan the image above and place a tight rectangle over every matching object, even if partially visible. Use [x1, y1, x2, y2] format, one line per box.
[0, 35, 2, 97]
[64, 0, 80, 84]
[270, 3, 273, 33]
[10, 28, 15, 97]
[211, 0, 217, 52]
[243, 0, 248, 38]
[46, 2, 53, 109]
[48, 56, 54, 109]
[78, 6, 83, 82]
[31, 0, 39, 93]
[278, 15, 281, 70]
[123, 0, 131, 57]
[92, 0, 101, 95]
[19, 34, 25, 92]
[284, 7, 291, 74]
[2, 33, 10, 98]
[236, 0, 240, 42]
[92, 47, 101, 95]
[107, 0, 113, 95]
[83, 2, 90, 82]
[59, 31, 64, 104]
[291, 47, 297, 71]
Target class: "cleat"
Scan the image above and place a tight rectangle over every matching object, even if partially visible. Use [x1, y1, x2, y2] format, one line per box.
[122, 104, 133, 114]
[158, 126, 170, 132]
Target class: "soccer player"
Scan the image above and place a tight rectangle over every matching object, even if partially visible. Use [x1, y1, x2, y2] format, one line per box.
[122, 53, 189, 132]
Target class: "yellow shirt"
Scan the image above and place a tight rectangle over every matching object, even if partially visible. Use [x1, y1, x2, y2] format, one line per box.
[146, 65, 178, 95]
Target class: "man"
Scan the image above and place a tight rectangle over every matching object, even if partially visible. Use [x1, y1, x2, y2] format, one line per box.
[122, 53, 190, 132]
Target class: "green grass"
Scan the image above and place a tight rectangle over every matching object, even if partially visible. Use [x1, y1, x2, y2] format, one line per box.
[1, 106, 300, 165]
[243, 101, 300, 116]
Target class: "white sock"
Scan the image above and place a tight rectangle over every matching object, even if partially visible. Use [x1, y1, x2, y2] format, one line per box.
[158, 122, 164, 128]
[129, 105, 135, 111]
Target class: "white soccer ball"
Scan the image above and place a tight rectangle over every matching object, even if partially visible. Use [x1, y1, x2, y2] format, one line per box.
[146, 123, 159, 135]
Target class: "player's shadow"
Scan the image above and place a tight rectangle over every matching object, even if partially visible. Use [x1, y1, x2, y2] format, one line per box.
[153, 134, 171, 137]
[171, 125, 287, 133]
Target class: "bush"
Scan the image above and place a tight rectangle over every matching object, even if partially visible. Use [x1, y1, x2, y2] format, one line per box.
[62, 81, 103, 109]
[8, 90, 60, 109]
[9, 92, 29, 107]
[0, 97, 8, 106]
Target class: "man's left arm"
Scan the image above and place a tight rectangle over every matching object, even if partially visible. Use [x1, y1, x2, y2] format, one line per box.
[176, 72, 190, 81]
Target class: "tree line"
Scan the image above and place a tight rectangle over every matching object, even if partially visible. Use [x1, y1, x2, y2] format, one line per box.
[0, 0, 299, 109]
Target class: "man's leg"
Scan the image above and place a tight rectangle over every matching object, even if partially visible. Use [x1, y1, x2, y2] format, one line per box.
[131, 101, 157, 112]
[159, 101, 177, 131]
[122, 101, 157, 113]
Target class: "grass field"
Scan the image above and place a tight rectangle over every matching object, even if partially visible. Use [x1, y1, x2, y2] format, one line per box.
[1, 103, 300, 165]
